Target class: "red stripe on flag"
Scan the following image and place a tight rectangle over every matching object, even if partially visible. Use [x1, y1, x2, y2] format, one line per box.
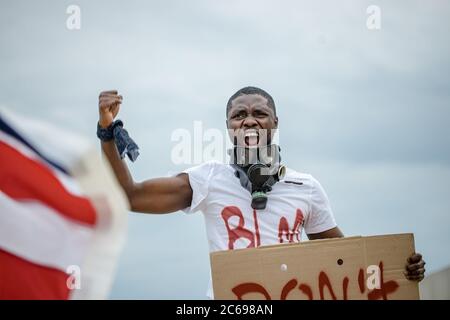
[0, 248, 71, 300]
[0, 141, 97, 225]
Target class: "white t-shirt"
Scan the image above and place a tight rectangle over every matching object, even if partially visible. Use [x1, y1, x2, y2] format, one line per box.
[181, 160, 337, 299]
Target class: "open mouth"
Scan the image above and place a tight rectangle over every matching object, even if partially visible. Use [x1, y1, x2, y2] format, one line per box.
[244, 130, 259, 147]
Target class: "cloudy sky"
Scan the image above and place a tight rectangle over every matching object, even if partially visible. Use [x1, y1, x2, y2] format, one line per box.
[1, 0, 449, 299]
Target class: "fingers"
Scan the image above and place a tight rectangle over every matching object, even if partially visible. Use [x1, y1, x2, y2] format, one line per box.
[99, 90, 118, 96]
[99, 98, 122, 111]
[406, 260, 425, 272]
[407, 253, 422, 264]
[404, 273, 425, 281]
[99, 93, 122, 100]
[99, 90, 123, 110]
[404, 253, 426, 282]
[408, 267, 426, 276]
[99, 90, 122, 102]
[99, 96, 122, 106]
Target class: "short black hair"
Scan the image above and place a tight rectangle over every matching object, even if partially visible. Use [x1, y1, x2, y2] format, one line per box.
[226, 86, 276, 117]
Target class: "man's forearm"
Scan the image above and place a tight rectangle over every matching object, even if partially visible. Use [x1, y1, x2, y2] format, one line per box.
[307, 227, 344, 240]
[101, 140, 136, 198]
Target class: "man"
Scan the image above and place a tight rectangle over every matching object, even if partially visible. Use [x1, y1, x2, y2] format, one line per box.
[97, 87, 426, 299]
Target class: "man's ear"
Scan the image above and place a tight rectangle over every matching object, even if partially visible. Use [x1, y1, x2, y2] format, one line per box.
[274, 116, 278, 128]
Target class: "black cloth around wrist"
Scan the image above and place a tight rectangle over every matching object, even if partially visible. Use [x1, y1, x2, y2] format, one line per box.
[96, 119, 140, 162]
[97, 121, 118, 141]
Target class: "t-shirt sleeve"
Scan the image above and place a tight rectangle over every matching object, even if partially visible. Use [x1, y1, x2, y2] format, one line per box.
[179, 161, 216, 214]
[304, 176, 337, 234]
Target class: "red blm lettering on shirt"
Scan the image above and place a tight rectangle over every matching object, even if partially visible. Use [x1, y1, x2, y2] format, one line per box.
[221, 206, 256, 250]
[221, 206, 305, 250]
[278, 209, 304, 243]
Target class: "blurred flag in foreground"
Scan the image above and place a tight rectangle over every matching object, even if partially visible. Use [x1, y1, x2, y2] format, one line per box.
[0, 107, 129, 299]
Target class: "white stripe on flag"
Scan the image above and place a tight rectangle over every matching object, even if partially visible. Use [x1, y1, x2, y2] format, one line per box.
[0, 191, 94, 272]
[0, 107, 91, 170]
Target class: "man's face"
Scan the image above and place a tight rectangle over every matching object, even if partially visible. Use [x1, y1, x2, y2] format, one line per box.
[226, 94, 278, 147]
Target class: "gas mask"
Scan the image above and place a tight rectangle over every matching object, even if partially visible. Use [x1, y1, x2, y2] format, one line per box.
[229, 144, 286, 210]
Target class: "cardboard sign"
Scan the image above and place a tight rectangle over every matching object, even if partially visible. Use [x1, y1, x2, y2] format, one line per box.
[210, 234, 419, 300]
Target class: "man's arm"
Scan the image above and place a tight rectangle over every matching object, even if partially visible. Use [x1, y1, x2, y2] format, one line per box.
[307, 226, 344, 240]
[98, 90, 192, 214]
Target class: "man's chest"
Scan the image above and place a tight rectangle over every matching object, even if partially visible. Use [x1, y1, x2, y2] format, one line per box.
[204, 173, 312, 249]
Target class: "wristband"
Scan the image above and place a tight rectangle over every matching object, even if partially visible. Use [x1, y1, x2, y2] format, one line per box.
[96, 120, 140, 162]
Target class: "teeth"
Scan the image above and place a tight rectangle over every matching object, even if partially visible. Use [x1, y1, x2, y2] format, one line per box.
[244, 131, 259, 137]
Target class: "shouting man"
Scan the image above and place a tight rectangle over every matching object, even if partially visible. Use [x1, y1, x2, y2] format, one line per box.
[97, 86, 426, 299]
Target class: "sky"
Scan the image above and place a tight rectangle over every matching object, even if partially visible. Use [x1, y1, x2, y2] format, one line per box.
[1, 0, 449, 299]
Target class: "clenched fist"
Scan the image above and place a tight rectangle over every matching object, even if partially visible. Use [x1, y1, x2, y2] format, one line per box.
[98, 90, 123, 128]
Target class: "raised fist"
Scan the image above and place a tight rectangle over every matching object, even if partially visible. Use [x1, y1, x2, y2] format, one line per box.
[98, 90, 123, 128]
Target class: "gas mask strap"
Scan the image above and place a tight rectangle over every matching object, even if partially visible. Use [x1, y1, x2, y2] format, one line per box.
[231, 164, 252, 194]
